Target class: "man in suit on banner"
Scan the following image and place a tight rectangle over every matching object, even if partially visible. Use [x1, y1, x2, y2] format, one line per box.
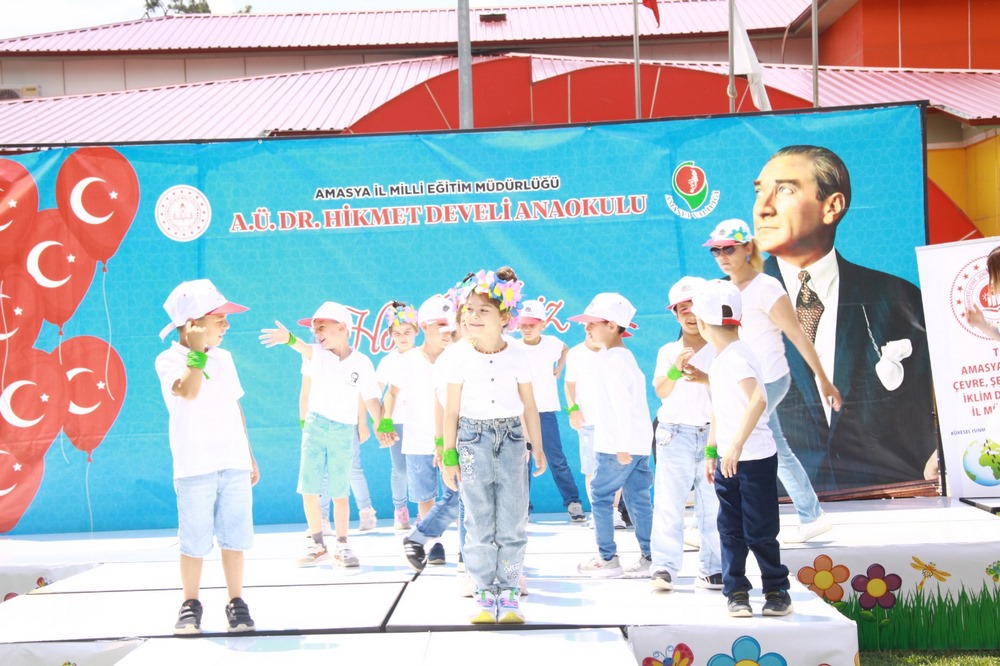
[753, 145, 937, 490]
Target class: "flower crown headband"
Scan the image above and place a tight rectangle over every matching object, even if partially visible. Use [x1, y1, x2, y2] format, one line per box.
[383, 302, 418, 329]
[470, 269, 523, 318]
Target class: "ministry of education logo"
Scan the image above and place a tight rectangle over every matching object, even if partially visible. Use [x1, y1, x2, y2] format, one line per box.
[664, 161, 720, 220]
[951, 255, 1000, 338]
[155, 185, 212, 242]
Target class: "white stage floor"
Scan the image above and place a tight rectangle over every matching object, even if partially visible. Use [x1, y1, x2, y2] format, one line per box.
[2, 497, 997, 665]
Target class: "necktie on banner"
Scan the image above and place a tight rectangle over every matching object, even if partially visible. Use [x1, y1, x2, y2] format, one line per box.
[642, 0, 660, 26]
[796, 270, 824, 343]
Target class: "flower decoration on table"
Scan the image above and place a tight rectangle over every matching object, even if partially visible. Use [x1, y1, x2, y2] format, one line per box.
[382, 302, 417, 329]
[707, 636, 786, 666]
[985, 560, 1000, 583]
[798, 554, 850, 602]
[910, 556, 951, 592]
[471, 269, 523, 316]
[852, 563, 902, 610]
[641, 643, 694, 666]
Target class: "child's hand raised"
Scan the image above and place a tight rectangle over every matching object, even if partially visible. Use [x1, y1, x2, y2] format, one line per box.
[259, 321, 293, 347]
[184, 320, 208, 351]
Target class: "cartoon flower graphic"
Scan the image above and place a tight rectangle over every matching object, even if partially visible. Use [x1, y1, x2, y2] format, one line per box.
[797, 554, 850, 602]
[851, 563, 902, 610]
[707, 636, 787, 666]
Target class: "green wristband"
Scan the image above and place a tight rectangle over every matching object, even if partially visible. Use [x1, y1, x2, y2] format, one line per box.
[300, 419, 305, 429]
[443, 448, 459, 467]
[186, 350, 208, 369]
[434, 436, 444, 449]
[376, 418, 395, 434]
[667, 365, 684, 381]
[286, 332, 297, 346]
[566, 403, 580, 413]
[705, 445, 719, 460]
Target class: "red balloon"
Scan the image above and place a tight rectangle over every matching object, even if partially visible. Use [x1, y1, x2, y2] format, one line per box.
[0, 265, 44, 353]
[53, 336, 127, 462]
[21, 209, 96, 332]
[0, 450, 45, 533]
[55, 147, 140, 265]
[0, 347, 69, 464]
[0, 159, 40, 272]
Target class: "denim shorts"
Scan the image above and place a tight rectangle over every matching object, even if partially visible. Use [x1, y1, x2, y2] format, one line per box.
[406, 453, 439, 503]
[298, 412, 354, 498]
[578, 425, 596, 476]
[175, 468, 254, 557]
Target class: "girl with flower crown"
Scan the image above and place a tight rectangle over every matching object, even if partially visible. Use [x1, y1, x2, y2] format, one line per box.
[375, 301, 418, 531]
[441, 265, 546, 624]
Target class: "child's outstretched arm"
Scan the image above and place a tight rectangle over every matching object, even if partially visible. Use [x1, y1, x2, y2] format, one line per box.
[518, 382, 547, 476]
[259, 321, 314, 361]
[719, 377, 767, 478]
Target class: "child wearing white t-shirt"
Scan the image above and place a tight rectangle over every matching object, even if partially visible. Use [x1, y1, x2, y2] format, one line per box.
[691, 279, 793, 618]
[513, 299, 584, 523]
[260, 302, 382, 568]
[649, 276, 723, 592]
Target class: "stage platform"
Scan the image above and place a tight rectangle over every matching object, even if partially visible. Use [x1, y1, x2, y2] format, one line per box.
[1, 497, 998, 664]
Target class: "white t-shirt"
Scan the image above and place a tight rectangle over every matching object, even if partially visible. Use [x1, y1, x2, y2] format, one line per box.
[589, 347, 653, 456]
[446, 342, 532, 419]
[736, 273, 789, 383]
[653, 341, 714, 426]
[301, 345, 380, 424]
[155, 342, 252, 479]
[511, 334, 565, 413]
[564, 342, 600, 416]
[376, 349, 408, 424]
[434, 340, 468, 407]
[388, 348, 441, 455]
[707, 340, 776, 461]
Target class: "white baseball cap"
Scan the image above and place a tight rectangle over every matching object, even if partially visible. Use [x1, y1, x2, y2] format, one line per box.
[417, 295, 457, 331]
[518, 299, 547, 324]
[298, 301, 353, 327]
[159, 279, 248, 340]
[703, 218, 753, 247]
[667, 276, 706, 311]
[691, 279, 742, 326]
[568, 292, 638, 337]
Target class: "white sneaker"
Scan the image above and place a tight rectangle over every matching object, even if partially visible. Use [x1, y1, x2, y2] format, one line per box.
[613, 510, 626, 530]
[784, 511, 832, 543]
[577, 554, 624, 578]
[622, 555, 652, 579]
[334, 541, 360, 567]
[358, 508, 376, 531]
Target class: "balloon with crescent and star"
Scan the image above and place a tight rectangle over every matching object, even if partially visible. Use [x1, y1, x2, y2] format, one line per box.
[0, 347, 70, 464]
[0, 159, 40, 272]
[0, 448, 46, 533]
[0, 265, 44, 355]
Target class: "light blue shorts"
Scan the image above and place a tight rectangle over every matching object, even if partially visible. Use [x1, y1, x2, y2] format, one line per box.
[298, 412, 354, 498]
[406, 453, 439, 503]
[578, 425, 596, 476]
[175, 468, 254, 558]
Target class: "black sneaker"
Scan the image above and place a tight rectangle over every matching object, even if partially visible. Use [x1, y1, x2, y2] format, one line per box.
[762, 590, 794, 617]
[402, 536, 427, 572]
[226, 597, 255, 633]
[174, 598, 203, 635]
[727, 591, 752, 618]
[650, 570, 673, 591]
[695, 573, 724, 590]
[428, 542, 446, 565]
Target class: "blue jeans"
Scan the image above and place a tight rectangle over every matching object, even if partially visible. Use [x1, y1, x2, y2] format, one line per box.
[650, 423, 721, 579]
[175, 469, 254, 557]
[410, 486, 465, 555]
[766, 374, 822, 523]
[529, 411, 581, 509]
[591, 452, 653, 561]
[457, 415, 529, 593]
[389, 425, 408, 509]
[713, 453, 789, 596]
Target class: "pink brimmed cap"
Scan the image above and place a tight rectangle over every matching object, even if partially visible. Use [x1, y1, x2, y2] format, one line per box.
[159, 278, 248, 340]
[417, 295, 457, 332]
[703, 218, 753, 247]
[691, 279, 742, 326]
[568, 292, 638, 337]
[298, 301, 353, 327]
[667, 276, 706, 311]
[517, 299, 547, 324]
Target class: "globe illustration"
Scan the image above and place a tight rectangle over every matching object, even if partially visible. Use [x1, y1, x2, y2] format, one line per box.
[963, 439, 1000, 487]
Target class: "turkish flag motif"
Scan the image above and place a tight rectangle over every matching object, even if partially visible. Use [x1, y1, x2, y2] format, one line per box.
[0, 347, 69, 464]
[0, 159, 40, 272]
[53, 336, 127, 462]
[0, 265, 44, 353]
[55, 147, 140, 266]
[0, 450, 45, 533]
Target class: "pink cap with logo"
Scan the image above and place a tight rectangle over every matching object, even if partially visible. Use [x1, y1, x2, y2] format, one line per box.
[298, 302, 353, 327]
[667, 276, 707, 311]
[703, 218, 753, 247]
[159, 279, 248, 340]
[517, 299, 547, 324]
[568, 292, 638, 337]
[417, 295, 457, 331]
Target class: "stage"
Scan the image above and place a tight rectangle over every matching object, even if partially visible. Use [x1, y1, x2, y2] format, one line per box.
[1, 497, 998, 665]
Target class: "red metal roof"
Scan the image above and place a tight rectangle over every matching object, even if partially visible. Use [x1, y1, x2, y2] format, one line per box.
[0, 54, 996, 146]
[0, 1, 811, 54]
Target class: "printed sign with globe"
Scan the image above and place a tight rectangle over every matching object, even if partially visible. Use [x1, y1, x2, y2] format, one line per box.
[963, 438, 1000, 486]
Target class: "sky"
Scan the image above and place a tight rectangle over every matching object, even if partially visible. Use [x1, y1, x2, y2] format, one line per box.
[0, 0, 616, 39]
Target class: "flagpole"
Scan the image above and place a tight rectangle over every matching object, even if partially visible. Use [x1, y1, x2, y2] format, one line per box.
[727, 0, 735, 113]
[458, 0, 473, 129]
[633, 0, 641, 119]
[811, 0, 819, 107]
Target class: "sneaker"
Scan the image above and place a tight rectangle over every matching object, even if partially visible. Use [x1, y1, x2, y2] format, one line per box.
[427, 542, 446, 565]
[623, 554, 652, 579]
[567, 501, 586, 523]
[762, 590, 794, 616]
[650, 570, 673, 591]
[393, 506, 410, 530]
[683, 524, 701, 549]
[457, 552, 466, 573]
[174, 598, 203, 635]
[470, 589, 498, 624]
[297, 542, 330, 567]
[459, 573, 476, 597]
[727, 591, 752, 618]
[225, 597, 255, 633]
[402, 537, 427, 572]
[359, 508, 377, 531]
[577, 554, 624, 578]
[784, 511, 832, 543]
[695, 573, 724, 590]
[334, 541, 360, 567]
[613, 509, 626, 530]
[519, 573, 529, 596]
[497, 589, 525, 624]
